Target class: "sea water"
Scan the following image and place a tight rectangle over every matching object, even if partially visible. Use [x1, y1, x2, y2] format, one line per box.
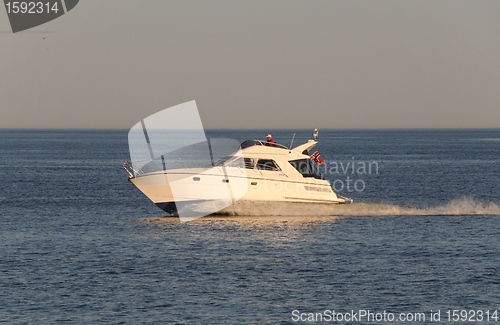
[1, 129, 499, 324]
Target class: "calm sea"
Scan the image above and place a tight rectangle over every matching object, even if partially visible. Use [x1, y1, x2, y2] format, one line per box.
[1, 129, 499, 324]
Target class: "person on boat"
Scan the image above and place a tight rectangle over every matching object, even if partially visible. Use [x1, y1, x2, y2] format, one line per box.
[266, 134, 275, 146]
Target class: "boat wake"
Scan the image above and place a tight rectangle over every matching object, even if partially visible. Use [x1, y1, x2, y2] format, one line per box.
[214, 197, 500, 217]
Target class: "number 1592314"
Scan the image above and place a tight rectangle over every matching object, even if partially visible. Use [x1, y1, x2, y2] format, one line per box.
[446, 310, 499, 322]
[5, 2, 59, 14]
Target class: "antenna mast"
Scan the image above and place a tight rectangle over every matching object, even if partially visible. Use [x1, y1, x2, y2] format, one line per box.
[290, 133, 296, 149]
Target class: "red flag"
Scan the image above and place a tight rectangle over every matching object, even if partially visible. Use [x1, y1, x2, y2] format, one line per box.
[310, 151, 324, 165]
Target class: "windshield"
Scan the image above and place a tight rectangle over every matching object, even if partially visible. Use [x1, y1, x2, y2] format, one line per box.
[213, 155, 245, 168]
[240, 139, 288, 150]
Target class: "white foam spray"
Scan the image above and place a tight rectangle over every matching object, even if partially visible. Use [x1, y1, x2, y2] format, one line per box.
[214, 196, 500, 217]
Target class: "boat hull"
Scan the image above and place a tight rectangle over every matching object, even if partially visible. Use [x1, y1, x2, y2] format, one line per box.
[129, 168, 346, 216]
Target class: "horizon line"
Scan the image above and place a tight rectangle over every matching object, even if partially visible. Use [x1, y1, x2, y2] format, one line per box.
[1, 127, 499, 131]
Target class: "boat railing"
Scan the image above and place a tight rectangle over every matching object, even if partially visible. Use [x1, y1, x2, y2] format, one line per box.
[124, 154, 246, 178]
[124, 157, 188, 178]
[124, 155, 210, 178]
[124, 161, 139, 178]
[240, 140, 289, 150]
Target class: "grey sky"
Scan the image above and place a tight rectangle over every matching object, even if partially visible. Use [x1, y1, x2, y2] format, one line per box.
[1, 0, 499, 129]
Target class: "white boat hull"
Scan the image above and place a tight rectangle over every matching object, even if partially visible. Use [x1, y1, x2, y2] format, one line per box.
[129, 167, 346, 216]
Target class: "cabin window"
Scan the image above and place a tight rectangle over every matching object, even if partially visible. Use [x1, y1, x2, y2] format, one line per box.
[289, 159, 324, 179]
[256, 159, 280, 171]
[244, 158, 255, 169]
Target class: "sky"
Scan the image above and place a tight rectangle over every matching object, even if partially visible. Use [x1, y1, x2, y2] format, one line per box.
[1, 0, 500, 129]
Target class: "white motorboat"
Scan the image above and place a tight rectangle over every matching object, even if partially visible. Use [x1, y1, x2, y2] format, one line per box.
[124, 130, 352, 220]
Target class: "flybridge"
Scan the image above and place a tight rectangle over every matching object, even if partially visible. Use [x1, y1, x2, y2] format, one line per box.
[240, 138, 320, 156]
[240, 140, 289, 150]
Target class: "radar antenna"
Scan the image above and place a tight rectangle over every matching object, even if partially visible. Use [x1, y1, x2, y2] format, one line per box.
[312, 128, 319, 141]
